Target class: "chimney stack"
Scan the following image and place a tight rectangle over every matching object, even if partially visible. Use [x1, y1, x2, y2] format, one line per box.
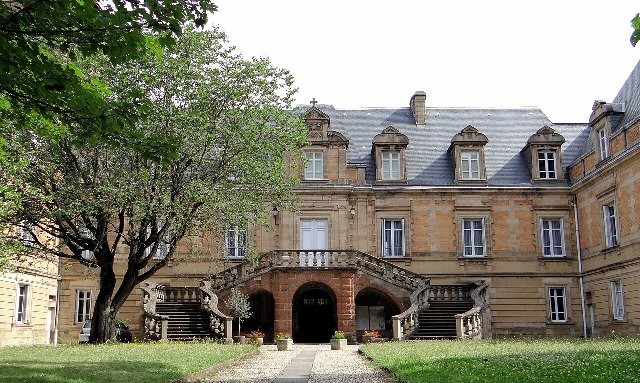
[410, 91, 426, 125]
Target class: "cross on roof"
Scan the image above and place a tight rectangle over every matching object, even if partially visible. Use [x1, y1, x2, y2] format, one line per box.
[310, 98, 317, 107]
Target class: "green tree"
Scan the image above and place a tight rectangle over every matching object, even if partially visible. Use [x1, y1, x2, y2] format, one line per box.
[224, 288, 252, 336]
[0, 28, 307, 343]
[632, 13, 640, 46]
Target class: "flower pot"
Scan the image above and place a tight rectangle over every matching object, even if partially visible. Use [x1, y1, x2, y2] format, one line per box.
[330, 338, 347, 350]
[277, 338, 293, 351]
[362, 335, 374, 344]
[250, 336, 264, 346]
[233, 335, 246, 344]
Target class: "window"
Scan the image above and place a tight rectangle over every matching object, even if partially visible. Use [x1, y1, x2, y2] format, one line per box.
[462, 218, 485, 257]
[145, 224, 170, 260]
[549, 287, 567, 322]
[603, 204, 618, 248]
[541, 218, 564, 257]
[599, 129, 609, 160]
[382, 219, 404, 257]
[611, 281, 624, 320]
[304, 151, 323, 180]
[461, 151, 480, 179]
[381, 151, 400, 180]
[75, 290, 92, 324]
[15, 284, 29, 324]
[537, 151, 557, 179]
[225, 226, 247, 258]
[19, 222, 35, 246]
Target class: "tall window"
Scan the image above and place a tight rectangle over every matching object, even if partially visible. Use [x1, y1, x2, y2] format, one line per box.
[304, 152, 323, 180]
[19, 222, 35, 246]
[537, 151, 557, 179]
[15, 284, 29, 324]
[75, 290, 92, 324]
[599, 129, 609, 160]
[145, 224, 170, 260]
[549, 287, 567, 322]
[541, 218, 564, 257]
[225, 226, 247, 258]
[603, 204, 618, 248]
[462, 218, 485, 257]
[611, 281, 624, 320]
[381, 151, 400, 180]
[382, 219, 404, 257]
[461, 151, 480, 179]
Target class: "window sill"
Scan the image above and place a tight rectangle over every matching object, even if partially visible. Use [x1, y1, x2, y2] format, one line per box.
[610, 319, 628, 324]
[601, 245, 620, 256]
[11, 323, 32, 327]
[383, 257, 412, 266]
[546, 320, 574, 326]
[458, 256, 493, 265]
[376, 179, 408, 185]
[455, 179, 487, 185]
[538, 256, 571, 262]
[301, 178, 330, 184]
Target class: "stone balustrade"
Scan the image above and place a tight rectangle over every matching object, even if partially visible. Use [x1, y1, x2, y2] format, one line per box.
[207, 249, 426, 293]
[429, 284, 471, 301]
[391, 280, 431, 340]
[455, 307, 482, 339]
[140, 282, 168, 341]
[163, 286, 200, 302]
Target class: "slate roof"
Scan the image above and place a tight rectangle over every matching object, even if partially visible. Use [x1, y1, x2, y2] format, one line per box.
[613, 60, 640, 129]
[308, 105, 590, 187]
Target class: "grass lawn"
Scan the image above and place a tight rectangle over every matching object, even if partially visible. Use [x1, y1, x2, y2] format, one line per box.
[0, 342, 256, 383]
[361, 338, 640, 383]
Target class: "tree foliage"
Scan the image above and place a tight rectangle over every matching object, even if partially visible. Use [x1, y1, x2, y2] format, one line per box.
[0, 28, 307, 342]
[224, 288, 252, 335]
[631, 13, 640, 47]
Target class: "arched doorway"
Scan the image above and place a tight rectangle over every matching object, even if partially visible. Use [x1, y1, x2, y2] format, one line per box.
[292, 282, 336, 343]
[355, 288, 401, 340]
[243, 290, 275, 343]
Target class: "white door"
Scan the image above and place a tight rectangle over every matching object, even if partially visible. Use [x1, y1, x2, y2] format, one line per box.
[300, 219, 328, 266]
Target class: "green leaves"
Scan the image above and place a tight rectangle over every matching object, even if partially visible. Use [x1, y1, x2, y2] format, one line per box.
[631, 13, 640, 46]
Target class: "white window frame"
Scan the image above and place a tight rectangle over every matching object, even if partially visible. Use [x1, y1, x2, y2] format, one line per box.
[381, 151, 401, 180]
[381, 218, 405, 257]
[537, 151, 557, 179]
[603, 204, 618, 248]
[225, 226, 247, 258]
[540, 218, 565, 257]
[304, 151, 324, 180]
[75, 290, 92, 324]
[15, 284, 29, 324]
[549, 287, 568, 322]
[599, 129, 609, 160]
[145, 224, 170, 260]
[611, 281, 624, 320]
[460, 151, 480, 179]
[462, 218, 485, 257]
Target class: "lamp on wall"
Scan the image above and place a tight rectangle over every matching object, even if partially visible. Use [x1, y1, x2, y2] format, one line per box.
[272, 206, 279, 225]
[349, 206, 356, 218]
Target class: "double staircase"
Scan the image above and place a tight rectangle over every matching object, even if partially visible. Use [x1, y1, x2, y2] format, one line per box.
[155, 301, 213, 341]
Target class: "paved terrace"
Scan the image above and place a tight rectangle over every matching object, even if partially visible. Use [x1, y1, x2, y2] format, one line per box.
[193, 344, 397, 383]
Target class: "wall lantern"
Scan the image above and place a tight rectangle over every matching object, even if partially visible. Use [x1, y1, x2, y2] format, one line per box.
[272, 206, 279, 224]
[349, 206, 356, 218]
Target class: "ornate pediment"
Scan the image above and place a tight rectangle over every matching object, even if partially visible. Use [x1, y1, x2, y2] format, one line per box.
[303, 106, 331, 142]
[450, 125, 489, 146]
[372, 125, 409, 147]
[527, 126, 565, 146]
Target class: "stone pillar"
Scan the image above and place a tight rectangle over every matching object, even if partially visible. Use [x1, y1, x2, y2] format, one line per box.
[273, 271, 293, 337]
[336, 272, 356, 341]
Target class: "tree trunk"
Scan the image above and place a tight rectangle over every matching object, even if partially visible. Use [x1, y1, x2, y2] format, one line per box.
[89, 264, 117, 343]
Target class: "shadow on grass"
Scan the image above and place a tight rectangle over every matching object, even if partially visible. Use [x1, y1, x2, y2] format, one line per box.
[0, 359, 183, 383]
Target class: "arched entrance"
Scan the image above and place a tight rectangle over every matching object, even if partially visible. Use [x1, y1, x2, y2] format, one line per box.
[292, 282, 336, 343]
[244, 290, 275, 343]
[355, 288, 401, 339]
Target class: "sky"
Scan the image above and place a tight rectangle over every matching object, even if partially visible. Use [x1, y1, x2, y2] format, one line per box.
[210, 1, 640, 123]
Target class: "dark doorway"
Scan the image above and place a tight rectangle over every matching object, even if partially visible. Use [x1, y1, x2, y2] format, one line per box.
[243, 290, 275, 343]
[355, 288, 400, 339]
[293, 283, 336, 343]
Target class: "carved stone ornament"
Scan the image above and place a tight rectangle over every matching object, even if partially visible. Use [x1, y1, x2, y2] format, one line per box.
[450, 125, 489, 146]
[527, 125, 565, 146]
[372, 125, 409, 147]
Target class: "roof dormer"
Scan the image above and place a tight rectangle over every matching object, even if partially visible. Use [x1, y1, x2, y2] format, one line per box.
[372, 126, 409, 184]
[521, 126, 566, 183]
[448, 125, 489, 184]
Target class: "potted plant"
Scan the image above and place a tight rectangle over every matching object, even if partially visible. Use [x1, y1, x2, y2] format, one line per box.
[224, 288, 252, 344]
[330, 330, 347, 350]
[276, 333, 293, 351]
[362, 330, 380, 344]
[248, 330, 265, 346]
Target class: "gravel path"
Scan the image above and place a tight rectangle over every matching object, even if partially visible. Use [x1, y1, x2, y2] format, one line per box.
[198, 344, 398, 383]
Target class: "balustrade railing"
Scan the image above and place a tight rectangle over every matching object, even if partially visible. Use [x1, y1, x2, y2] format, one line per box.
[140, 282, 168, 341]
[455, 281, 489, 340]
[163, 286, 200, 302]
[200, 281, 233, 343]
[207, 250, 427, 293]
[392, 280, 431, 340]
[429, 285, 471, 301]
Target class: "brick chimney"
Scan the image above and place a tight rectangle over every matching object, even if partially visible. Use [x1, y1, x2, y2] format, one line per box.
[410, 91, 426, 125]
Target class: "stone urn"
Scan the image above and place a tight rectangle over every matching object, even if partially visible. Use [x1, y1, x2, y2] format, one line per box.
[277, 338, 293, 351]
[330, 338, 347, 350]
[233, 335, 246, 344]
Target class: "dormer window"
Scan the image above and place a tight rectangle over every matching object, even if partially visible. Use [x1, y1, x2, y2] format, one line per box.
[460, 150, 480, 179]
[382, 151, 401, 180]
[372, 126, 409, 184]
[304, 151, 324, 180]
[522, 126, 565, 183]
[537, 151, 557, 179]
[598, 129, 609, 160]
[448, 126, 488, 184]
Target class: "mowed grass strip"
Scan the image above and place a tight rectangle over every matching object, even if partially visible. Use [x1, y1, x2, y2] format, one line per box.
[0, 342, 256, 383]
[361, 339, 640, 383]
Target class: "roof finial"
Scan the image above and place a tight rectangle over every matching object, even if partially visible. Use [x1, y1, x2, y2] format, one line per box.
[310, 97, 318, 107]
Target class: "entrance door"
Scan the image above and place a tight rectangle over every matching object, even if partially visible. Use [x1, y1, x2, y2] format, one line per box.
[293, 288, 335, 343]
[300, 219, 328, 266]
